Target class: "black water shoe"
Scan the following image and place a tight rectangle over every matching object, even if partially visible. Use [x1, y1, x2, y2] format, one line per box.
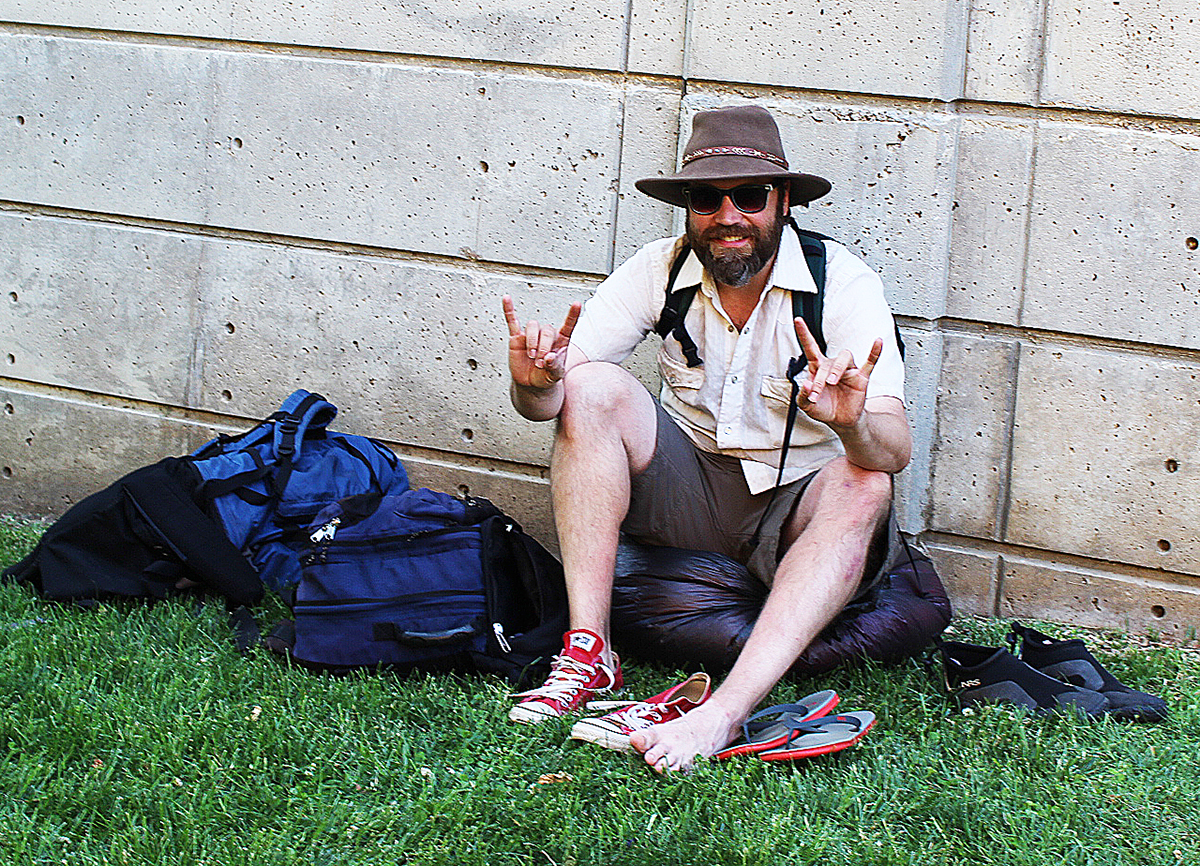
[1007, 622, 1168, 723]
[939, 639, 1109, 718]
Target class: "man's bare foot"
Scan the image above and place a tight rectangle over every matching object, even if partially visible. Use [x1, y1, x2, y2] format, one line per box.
[628, 701, 741, 774]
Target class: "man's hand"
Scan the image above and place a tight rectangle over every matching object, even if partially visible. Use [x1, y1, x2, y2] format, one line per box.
[793, 317, 882, 432]
[503, 296, 581, 392]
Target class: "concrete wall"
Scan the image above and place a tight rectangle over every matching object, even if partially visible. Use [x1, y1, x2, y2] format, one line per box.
[2, 1, 1197, 639]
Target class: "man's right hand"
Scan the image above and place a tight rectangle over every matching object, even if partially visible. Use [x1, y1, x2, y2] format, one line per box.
[503, 295, 581, 391]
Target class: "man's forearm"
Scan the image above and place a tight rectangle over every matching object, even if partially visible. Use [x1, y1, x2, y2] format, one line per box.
[510, 380, 565, 422]
[830, 408, 911, 474]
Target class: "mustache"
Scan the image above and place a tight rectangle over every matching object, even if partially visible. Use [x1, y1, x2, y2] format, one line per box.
[696, 226, 757, 244]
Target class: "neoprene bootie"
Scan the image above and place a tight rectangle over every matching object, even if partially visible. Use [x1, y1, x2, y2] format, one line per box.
[939, 639, 1109, 718]
[1007, 622, 1168, 723]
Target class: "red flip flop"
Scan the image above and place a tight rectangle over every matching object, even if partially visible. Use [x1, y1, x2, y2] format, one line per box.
[756, 711, 876, 762]
[713, 690, 840, 760]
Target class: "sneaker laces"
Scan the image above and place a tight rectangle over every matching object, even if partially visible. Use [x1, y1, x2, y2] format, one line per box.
[510, 654, 607, 703]
[605, 701, 667, 729]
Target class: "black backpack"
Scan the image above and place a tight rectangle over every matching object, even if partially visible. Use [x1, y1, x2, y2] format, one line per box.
[263, 488, 569, 687]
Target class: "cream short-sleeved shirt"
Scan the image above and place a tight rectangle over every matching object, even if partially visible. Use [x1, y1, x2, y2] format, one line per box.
[571, 227, 906, 495]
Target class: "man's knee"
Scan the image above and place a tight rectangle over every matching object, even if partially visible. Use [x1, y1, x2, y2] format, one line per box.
[793, 456, 893, 536]
[558, 362, 648, 431]
[826, 456, 893, 509]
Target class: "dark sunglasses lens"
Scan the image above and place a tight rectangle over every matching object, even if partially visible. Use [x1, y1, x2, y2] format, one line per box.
[731, 185, 770, 213]
[685, 187, 724, 214]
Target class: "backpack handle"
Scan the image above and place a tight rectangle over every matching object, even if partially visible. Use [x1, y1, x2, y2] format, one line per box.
[373, 622, 479, 646]
[272, 390, 337, 459]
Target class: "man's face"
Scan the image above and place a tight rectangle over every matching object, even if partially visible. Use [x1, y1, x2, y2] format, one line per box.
[684, 181, 788, 288]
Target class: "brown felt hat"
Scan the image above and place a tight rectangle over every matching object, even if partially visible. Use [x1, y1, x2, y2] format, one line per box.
[635, 105, 831, 209]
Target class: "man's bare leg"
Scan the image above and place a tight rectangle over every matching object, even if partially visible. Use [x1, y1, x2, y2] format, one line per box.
[550, 362, 658, 668]
[629, 457, 892, 771]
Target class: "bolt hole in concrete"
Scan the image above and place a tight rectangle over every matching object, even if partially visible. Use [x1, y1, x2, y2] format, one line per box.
[234, 137, 243, 148]
[1165, 458, 1179, 472]
[480, 161, 489, 172]
[1151, 604, 1166, 619]
[16, 115, 24, 125]
[221, 390, 233, 401]
[457, 484, 470, 497]
[225, 322, 236, 334]
[461, 428, 474, 443]
[5, 354, 14, 365]
[1187, 237, 1198, 251]
[467, 358, 478, 370]
[2, 467, 11, 478]
[4, 403, 13, 414]
[8, 292, 16, 303]
[1158, 539, 1172, 552]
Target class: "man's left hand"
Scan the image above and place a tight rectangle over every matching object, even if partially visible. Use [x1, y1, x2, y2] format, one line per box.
[793, 317, 882, 431]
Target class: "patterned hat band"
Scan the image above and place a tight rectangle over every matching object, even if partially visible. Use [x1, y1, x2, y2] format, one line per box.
[681, 146, 789, 169]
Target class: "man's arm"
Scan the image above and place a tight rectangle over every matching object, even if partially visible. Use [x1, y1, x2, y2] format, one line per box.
[502, 296, 589, 421]
[793, 319, 912, 473]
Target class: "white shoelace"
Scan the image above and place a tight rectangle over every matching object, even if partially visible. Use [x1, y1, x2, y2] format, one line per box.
[604, 701, 665, 729]
[511, 654, 608, 703]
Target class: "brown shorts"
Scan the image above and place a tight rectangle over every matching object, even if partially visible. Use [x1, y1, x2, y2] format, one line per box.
[621, 401, 898, 596]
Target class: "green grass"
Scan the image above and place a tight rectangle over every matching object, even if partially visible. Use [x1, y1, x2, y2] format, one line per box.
[2, 514, 1198, 865]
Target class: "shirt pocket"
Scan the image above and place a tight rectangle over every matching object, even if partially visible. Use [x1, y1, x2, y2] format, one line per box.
[760, 374, 832, 448]
[760, 374, 797, 406]
[658, 344, 706, 397]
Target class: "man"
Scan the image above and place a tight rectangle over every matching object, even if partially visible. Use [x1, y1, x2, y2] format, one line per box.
[501, 105, 910, 772]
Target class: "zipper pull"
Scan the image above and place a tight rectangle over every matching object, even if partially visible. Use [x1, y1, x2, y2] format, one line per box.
[492, 622, 512, 654]
[309, 516, 340, 544]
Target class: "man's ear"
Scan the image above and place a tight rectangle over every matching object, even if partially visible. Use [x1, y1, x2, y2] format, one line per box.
[780, 183, 790, 211]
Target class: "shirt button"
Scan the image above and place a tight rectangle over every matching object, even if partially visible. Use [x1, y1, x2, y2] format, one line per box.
[730, 375, 738, 384]
[728, 324, 735, 333]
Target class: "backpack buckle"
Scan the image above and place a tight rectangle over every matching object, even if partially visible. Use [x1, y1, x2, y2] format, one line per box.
[276, 417, 300, 457]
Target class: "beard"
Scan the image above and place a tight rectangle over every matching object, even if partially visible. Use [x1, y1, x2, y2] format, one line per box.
[685, 196, 787, 288]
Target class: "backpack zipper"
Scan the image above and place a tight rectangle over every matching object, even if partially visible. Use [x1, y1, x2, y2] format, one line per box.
[309, 516, 340, 544]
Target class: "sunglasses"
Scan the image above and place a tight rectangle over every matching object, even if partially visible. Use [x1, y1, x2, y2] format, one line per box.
[682, 183, 776, 215]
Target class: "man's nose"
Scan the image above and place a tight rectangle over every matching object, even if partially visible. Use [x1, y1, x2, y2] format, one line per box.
[713, 195, 745, 224]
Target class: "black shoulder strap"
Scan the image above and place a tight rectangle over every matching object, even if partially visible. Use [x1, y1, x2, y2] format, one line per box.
[657, 223, 829, 367]
[654, 242, 704, 367]
[790, 222, 830, 356]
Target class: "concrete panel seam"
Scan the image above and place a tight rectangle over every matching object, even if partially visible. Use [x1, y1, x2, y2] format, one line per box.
[993, 553, 1006, 617]
[680, 0, 697, 92]
[0, 26, 684, 90]
[929, 318, 1200, 364]
[922, 530, 1200, 584]
[5, 27, 1200, 128]
[620, 0, 635, 74]
[1015, 120, 1040, 328]
[994, 341, 1020, 543]
[1033, 0, 1050, 105]
[0, 379, 556, 481]
[0, 203, 612, 286]
[607, 97, 629, 273]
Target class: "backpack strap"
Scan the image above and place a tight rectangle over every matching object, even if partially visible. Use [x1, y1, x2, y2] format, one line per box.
[653, 243, 704, 368]
[657, 222, 829, 367]
[791, 222, 830, 355]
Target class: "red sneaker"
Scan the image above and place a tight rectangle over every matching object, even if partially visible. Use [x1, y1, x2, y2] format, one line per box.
[508, 629, 623, 725]
[569, 672, 712, 752]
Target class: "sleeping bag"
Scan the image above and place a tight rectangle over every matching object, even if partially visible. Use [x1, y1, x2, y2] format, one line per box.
[610, 538, 950, 675]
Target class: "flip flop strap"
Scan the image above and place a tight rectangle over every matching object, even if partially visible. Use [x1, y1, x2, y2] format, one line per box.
[779, 714, 863, 746]
[740, 702, 802, 741]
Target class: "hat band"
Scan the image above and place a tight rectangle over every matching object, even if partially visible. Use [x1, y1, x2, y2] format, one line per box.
[681, 146, 789, 170]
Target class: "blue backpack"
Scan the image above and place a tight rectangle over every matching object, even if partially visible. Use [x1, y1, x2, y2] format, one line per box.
[188, 390, 408, 593]
[264, 487, 569, 686]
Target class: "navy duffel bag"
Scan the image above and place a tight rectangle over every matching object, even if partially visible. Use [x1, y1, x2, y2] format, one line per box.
[265, 487, 568, 686]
